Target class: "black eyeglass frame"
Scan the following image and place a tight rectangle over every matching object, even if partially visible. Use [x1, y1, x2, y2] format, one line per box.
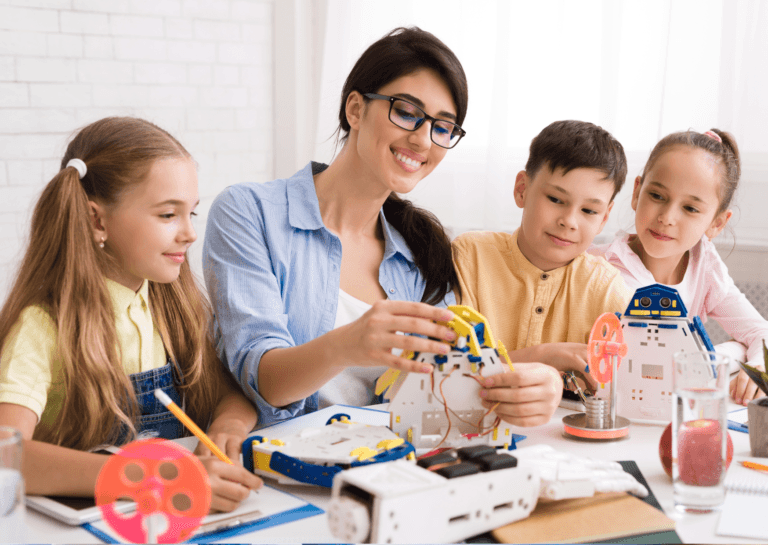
[363, 93, 466, 149]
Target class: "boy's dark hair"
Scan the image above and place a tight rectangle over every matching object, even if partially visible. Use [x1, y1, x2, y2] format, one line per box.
[525, 120, 627, 200]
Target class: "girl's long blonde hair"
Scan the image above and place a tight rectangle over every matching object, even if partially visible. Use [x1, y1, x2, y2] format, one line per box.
[0, 117, 226, 450]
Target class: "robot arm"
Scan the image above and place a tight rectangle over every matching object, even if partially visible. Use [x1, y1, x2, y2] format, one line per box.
[513, 444, 648, 500]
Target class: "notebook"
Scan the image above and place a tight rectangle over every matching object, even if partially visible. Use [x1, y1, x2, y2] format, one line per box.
[491, 461, 679, 544]
[82, 484, 322, 543]
[716, 456, 768, 540]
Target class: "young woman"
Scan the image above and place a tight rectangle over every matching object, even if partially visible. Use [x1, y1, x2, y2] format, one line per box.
[0, 117, 262, 510]
[204, 27, 562, 428]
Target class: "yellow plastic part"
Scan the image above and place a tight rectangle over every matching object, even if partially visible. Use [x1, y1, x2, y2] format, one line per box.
[261, 437, 269, 443]
[377, 438, 405, 450]
[505, 428, 510, 436]
[660, 311, 681, 316]
[497, 340, 515, 372]
[441, 314, 482, 357]
[492, 427, 498, 441]
[254, 451, 280, 475]
[629, 310, 650, 316]
[471, 363, 478, 374]
[447, 305, 497, 349]
[350, 446, 378, 461]
[396, 415, 401, 423]
[503, 443, 509, 449]
[270, 439, 285, 446]
[375, 368, 401, 396]
[407, 428, 413, 443]
[407, 452, 416, 461]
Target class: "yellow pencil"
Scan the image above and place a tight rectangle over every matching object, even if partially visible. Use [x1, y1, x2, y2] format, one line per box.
[154, 388, 233, 465]
[742, 460, 768, 473]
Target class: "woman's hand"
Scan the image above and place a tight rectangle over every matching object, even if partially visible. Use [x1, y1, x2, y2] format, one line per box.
[479, 362, 563, 427]
[730, 368, 764, 406]
[333, 301, 457, 373]
[197, 457, 263, 513]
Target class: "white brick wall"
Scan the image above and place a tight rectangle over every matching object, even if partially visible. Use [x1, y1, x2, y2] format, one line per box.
[0, 0, 274, 299]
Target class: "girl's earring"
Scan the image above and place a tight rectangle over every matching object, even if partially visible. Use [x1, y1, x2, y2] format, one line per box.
[99, 237, 105, 249]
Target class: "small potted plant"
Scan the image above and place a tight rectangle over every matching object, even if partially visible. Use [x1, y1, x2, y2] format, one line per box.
[740, 340, 768, 457]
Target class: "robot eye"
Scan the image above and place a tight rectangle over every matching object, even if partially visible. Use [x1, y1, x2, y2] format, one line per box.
[660, 297, 671, 308]
[640, 297, 651, 307]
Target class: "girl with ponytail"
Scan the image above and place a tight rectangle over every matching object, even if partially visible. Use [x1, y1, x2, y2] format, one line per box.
[204, 27, 562, 428]
[593, 129, 768, 406]
[0, 117, 262, 509]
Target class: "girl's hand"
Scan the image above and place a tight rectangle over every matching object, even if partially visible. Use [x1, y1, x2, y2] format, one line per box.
[532, 343, 598, 391]
[198, 457, 263, 513]
[479, 362, 563, 427]
[729, 369, 764, 406]
[334, 301, 457, 373]
[195, 419, 251, 462]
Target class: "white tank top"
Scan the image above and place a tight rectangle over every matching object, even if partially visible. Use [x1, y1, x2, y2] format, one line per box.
[317, 290, 389, 409]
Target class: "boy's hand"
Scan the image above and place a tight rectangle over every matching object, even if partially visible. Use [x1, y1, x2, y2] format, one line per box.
[479, 362, 562, 426]
[535, 343, 598, 391]
[730, 369, 763, 406]
[198, 457, 263, 513]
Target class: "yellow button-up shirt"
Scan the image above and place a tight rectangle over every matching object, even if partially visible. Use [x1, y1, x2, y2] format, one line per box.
[453, 230, 631, 350]
[0, 279, 167, 434]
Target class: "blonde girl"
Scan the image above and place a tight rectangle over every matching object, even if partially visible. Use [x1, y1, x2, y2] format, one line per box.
[0, 117, 262, 511]
[594, 129, 768, 405]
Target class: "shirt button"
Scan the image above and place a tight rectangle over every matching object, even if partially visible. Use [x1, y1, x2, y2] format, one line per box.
[541, 273, 549, 280]
[535, 306, 544, 314]
[389, 288, 395, 294]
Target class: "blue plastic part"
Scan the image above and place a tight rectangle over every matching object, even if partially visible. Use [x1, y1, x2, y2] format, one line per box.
[623, 284, 689, 318]
[495, 434, 526, 451]
[434, 354, 448, 364]
[584, 365, 589, 374]
[628, 322, 648, 328]
[325, 413, 352, 426]
[657, 323, 678, 329]
[241, 435, 263, 473]
[474, 323, 486, 345]
[455, 343, 470, 353]
[692, 315, 715, 352]
[269, 451, 343, 487]
[467, 354, 483, 363]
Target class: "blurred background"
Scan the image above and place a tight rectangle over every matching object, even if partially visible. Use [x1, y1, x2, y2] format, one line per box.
[1, 0, 766, 340]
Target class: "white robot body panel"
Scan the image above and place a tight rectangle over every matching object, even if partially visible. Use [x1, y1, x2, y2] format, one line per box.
[388, 346, 515, 449]
[328, 459, 540, 544]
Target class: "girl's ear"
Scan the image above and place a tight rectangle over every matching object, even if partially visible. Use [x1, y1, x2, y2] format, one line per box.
[630, 176, 643, 211]
[705, 208, 733, 239]
[513, 170, 529, 209]
[88, 201, 108, 246]
[345, 91, 365, 132]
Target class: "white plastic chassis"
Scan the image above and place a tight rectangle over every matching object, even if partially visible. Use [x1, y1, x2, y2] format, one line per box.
[327, 459, 540, 543]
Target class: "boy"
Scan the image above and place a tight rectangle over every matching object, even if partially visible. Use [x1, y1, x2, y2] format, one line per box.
[453, 120, 631, 390]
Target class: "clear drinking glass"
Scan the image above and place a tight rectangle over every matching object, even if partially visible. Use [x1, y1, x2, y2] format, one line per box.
[0, 426, 25, 542]
[672, 351, 730, 513]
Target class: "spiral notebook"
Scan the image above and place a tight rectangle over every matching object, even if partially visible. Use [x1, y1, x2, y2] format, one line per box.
[716, 457, 768, 540]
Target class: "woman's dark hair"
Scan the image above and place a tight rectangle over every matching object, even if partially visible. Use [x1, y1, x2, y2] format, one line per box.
[337, 27, 468, 305]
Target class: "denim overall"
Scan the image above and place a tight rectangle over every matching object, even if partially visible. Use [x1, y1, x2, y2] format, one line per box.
[128, 358, 184, 440]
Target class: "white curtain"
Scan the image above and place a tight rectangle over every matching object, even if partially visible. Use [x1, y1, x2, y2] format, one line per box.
[313, 0, 768, 244]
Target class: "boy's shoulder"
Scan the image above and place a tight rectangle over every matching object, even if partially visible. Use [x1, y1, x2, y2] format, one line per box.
[568, 251, 626, 287]
[452, 230, 515, 254]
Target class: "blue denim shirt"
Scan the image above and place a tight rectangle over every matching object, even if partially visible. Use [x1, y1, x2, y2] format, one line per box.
[203, 162, 455, 426]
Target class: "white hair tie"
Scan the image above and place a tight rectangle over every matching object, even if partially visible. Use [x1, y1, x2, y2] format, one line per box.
[66, 158, 87, 179]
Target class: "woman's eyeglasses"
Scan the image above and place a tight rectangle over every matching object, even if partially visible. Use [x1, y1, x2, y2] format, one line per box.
[364, 93, 466, 149]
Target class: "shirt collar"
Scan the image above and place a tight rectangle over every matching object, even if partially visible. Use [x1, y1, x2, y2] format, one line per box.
[380, 208, 416, 266]
[286, 161, 416, 267]
[287, 161, 328, 231]
[106, 278, 150, 313]
[509, 229, 566, 278]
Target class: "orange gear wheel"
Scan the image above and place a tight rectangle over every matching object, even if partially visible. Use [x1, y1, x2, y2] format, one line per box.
[95, 439, 211, 543]
[588, 313, 627, 386]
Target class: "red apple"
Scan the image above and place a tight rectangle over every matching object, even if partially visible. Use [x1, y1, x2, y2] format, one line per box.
[659, 421, 733, 481]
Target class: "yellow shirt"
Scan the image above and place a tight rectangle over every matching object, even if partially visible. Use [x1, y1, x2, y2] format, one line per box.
[453, 230, 631, 350]
[0, 279, 167, 433]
